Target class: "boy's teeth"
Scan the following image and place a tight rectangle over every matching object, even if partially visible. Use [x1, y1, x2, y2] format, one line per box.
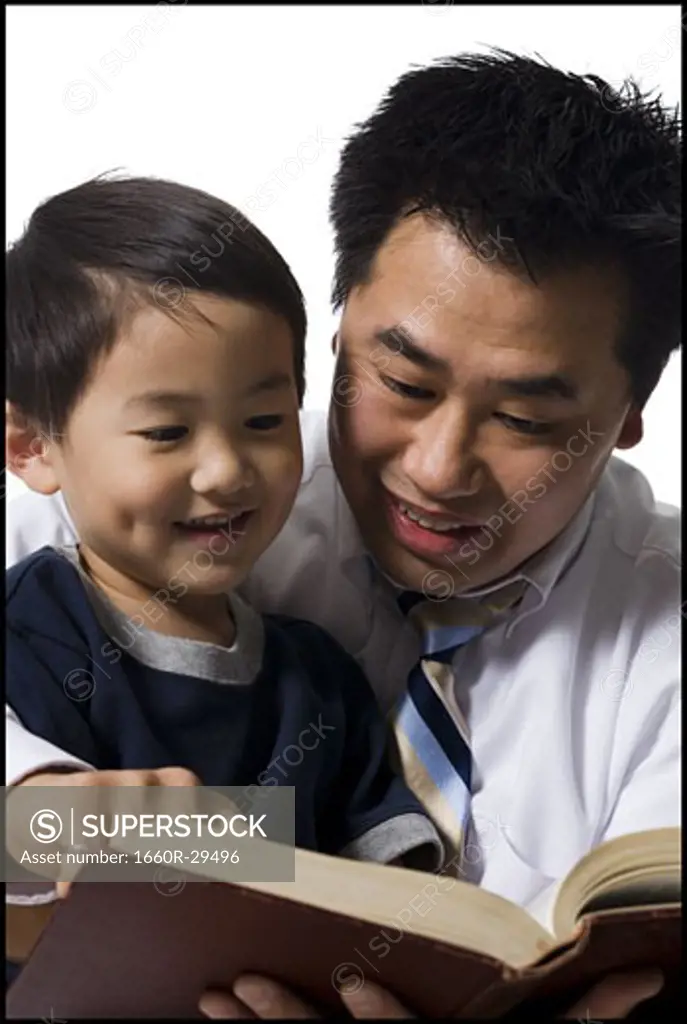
[399, 503, 463, 533]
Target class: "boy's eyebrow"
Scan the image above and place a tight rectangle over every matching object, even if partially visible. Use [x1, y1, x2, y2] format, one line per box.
[124, 391, 199, 409]
[125, 373, 293, 408]
[244, 372, 293, 396]
[373, 326, 578, 400]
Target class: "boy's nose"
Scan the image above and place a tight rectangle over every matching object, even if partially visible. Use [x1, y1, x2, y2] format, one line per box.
[190, 446, 257, 498]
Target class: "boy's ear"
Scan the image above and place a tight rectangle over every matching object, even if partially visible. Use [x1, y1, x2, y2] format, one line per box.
[331, 332, 339, 355]
[615, 405, 644, 451]
[5, 402, 62, 495]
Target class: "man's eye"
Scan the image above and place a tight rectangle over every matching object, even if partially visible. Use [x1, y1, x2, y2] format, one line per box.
[246, 414, 284, 431]
[138, 426, 188, 443]
[496, 413, 553, 436]
[380, 375, 435, 400]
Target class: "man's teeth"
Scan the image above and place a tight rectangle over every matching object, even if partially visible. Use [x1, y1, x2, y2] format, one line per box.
[399, 503, 466, 533]
[185, 515, 234, 527]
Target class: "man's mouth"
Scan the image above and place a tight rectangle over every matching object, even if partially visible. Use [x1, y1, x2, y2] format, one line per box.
[384, 492, 489, 556]
[396, 501, 478, 532]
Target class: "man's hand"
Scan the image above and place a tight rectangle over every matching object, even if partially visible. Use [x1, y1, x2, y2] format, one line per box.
[561, 971, 664, 1019]
[198, 970, 664, 1020]
[199, 976, 410, 1020]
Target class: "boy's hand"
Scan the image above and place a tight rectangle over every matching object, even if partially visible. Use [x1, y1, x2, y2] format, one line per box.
[6, 765, 202, 961]
[13, 766, 201, 896]
[17, 765, 200, 790]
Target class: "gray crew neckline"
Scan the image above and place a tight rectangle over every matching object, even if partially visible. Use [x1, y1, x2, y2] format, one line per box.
[56, 545, 265, 685]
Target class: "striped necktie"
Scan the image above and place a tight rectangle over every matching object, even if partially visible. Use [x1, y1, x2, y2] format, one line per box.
[390, 578, 527, 863]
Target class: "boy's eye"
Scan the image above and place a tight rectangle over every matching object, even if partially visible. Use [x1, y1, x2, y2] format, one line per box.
[380, 374, 435, 400]
[246, 414, 284, 431]
[495, 413, 554, 436]
[138, 426, 188, 443]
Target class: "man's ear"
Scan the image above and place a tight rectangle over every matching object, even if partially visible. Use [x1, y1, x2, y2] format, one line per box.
[615, 405, 643, 451]
[331, 332, 339, 355]
[5, 402, 62, 495]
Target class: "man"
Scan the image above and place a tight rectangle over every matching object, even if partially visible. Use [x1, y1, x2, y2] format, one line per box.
[6, 51, 680, 1018]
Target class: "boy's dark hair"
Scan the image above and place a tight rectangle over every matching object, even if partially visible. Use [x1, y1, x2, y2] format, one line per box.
[7, 174, 307, 435]
[330, 50, 681, 409]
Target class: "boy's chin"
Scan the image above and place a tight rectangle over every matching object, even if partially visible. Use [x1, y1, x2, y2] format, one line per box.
[184, 572, 248, 597]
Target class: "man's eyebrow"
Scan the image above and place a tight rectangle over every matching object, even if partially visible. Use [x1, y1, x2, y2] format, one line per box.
[373, 327, 448, 371]
[497, 375, 578, 401]
[373, 327, 578, 400]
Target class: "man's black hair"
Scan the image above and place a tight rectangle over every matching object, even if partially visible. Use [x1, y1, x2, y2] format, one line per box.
[330, 50, 681, 408]
[7, 174, 307, 435]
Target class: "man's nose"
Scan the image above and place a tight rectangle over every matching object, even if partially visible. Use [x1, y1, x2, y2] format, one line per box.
[190, 443, 256, 498]
[401, 412, 484, 500]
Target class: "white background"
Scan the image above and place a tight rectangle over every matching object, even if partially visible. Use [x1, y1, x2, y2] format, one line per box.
[6, 4, 682, 506]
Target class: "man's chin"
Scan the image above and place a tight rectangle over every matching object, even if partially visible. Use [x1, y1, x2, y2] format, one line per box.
[369, 542, 493, 597]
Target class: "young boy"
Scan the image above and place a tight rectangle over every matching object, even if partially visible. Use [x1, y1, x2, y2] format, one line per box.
[5, 175, 443, 982]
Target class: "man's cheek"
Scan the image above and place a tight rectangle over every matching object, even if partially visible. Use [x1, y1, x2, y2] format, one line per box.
[339, 382, 394, 451]
[531, 461, 589, 532]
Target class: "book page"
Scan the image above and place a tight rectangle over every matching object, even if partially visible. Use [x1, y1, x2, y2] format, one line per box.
[578, 876, 681, 916]
[552, 828, 681, 938]
[204, 844, 557, 970]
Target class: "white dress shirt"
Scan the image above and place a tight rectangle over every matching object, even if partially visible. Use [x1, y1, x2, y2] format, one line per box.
[5, 409, 681, 927]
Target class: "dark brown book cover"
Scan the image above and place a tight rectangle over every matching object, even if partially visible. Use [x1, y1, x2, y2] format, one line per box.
[6, 868, 681, 1020]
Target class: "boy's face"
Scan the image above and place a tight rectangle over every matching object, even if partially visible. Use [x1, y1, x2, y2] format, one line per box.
[20, 293, 303, 599]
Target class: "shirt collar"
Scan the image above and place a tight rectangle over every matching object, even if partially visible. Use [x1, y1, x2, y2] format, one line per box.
[499, 487, 596, 637]
[337, 479, 597, 630]
[514, 488, 596, 599]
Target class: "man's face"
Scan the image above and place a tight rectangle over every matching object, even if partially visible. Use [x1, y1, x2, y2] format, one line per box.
[329, 213, 642, 594]
[35, 293, 303, 602]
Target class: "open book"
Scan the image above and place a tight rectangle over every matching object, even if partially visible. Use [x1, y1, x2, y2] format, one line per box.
[6, 826, 681, 1019]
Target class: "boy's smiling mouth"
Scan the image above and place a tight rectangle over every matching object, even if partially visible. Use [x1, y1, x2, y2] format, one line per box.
[174, 509, 256, 540]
